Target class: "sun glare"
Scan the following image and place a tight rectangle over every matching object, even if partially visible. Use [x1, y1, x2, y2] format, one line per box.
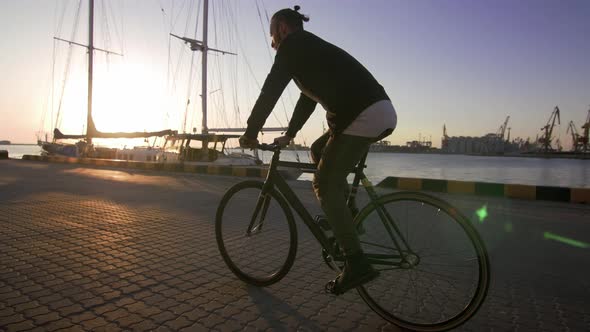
[92, 62, 172, 134]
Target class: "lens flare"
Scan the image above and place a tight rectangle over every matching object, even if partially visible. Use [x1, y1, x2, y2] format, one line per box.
[544, 232, 589, 249]
[475, 205, 488, 223]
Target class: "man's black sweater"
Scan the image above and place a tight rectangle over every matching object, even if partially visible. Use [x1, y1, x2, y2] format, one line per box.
[245, 30, 389, 139]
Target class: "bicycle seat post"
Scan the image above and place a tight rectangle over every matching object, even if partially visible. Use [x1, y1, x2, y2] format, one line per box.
[347, 151, 369, 213]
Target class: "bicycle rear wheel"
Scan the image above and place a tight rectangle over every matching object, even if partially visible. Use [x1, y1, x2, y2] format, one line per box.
[215, 180, 297, 286]
[355, 191, 490, 331]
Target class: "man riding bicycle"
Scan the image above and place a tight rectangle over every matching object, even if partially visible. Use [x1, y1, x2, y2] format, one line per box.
[240, 6, 397, 294]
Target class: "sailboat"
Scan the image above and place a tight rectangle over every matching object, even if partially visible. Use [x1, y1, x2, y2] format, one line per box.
[40, 0, 178, 160]
[166, 0, 289, 165]
[39, 0, 303, 179]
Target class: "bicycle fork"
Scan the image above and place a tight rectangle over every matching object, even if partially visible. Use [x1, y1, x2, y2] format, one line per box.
[246, 190, 272, 235]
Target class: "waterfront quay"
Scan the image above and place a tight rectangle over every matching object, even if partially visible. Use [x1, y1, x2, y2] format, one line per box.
[1, 159, 589, 331]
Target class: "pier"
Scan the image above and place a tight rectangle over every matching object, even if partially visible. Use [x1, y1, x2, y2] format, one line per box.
[1, 159, 589, 331]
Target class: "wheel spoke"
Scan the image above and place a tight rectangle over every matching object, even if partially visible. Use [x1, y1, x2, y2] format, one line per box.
[419, 248, 477, 259]
[355, 192, 489, 329]
[419, 261, 478, 269]
[360, 240, 397, 251]
[216, 181, 297, 287]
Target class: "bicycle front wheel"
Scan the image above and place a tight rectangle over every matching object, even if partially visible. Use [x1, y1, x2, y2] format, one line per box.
[355, 191, 490, 331]
[215, 180, 298, 286]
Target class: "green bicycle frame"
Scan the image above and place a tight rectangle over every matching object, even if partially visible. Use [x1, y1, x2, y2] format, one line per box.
[249, 145, 414, 265]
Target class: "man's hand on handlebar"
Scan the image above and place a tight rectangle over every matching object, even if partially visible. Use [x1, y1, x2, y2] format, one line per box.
[239, 135, 259, 149]
[273, 135, 293, 148]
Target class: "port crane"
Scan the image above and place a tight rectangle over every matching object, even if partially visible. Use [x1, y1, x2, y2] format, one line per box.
[488, 116, 510, 152]
[581, 107, 590, 152]
[497, 116, 510, 140]
[538, 106, 560, 152]
[566, 121, 581, 152]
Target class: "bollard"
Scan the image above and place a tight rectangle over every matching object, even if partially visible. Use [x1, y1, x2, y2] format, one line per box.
[0, 150, 8, 159]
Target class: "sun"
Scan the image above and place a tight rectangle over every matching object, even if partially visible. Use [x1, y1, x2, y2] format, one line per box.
[92, 62, 174, 134]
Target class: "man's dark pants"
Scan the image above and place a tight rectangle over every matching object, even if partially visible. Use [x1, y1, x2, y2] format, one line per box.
[310, 131, 373, 257]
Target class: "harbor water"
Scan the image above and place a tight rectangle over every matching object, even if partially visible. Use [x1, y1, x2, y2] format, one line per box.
[4, 144, 589, 188]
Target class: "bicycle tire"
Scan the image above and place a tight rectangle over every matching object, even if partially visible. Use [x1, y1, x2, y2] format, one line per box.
[215, 180, 298, 286]
[355, 191, 490, 331]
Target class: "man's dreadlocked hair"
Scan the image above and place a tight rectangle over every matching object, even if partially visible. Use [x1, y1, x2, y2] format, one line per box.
[272, 5, 309, 30]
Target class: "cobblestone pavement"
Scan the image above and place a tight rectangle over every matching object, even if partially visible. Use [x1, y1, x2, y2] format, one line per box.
[1, 160, 589, 331]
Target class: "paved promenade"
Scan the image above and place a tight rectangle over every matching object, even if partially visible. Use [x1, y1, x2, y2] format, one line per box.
[1, 159, 589, 331]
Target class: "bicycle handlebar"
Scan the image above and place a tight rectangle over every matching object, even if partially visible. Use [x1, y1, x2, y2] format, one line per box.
[257, 143, 282, 152]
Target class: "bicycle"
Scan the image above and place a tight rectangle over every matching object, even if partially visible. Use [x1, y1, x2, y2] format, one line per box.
[215, 143, 490, 331]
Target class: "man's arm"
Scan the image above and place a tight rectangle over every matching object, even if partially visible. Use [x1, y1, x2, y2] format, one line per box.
[285, 93, 317, 138]
[244, 54, 292, 139]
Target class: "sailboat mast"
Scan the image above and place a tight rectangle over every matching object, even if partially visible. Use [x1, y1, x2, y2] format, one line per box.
[87, 0, 94, 145]
[201, 0, 209, 136]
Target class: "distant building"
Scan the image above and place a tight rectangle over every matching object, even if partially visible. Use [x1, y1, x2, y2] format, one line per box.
[370, 139, 438, 153]
[0, 140, 11, 145]
[441, 134, 520, 154]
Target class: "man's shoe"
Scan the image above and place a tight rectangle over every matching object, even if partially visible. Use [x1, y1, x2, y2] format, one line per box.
[325, 253, 379, 295]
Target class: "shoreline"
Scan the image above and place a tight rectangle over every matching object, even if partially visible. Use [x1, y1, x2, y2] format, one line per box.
[368, 150, 590, 160]
[8, 143, 590, 160]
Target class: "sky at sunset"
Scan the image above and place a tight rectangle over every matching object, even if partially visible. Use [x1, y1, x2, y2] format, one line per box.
[1, 0, 589, 149]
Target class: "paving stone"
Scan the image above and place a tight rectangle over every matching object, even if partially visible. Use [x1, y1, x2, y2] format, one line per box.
[201, 312, 229, 329]
[179, 322, 210, 332]
[20, 285, 44, 295]
[4, 296, 30, 307]
[1, 161, 589, 331]
[199, 300, 225, 312]
[113, 297, 136, 307]
[151, 310, 177, 325]
[93, 304, 122, 316]
[26, 288, 53, 299]
[143, 294, 167, 306]
[42, 318, 75, 331]
[78, 296, 106, 308]
[0, 314, 26, 327]
[170, 303, 194, 316]
[182, 308, 210, 321]
[4, 320, 36, 332]
[0, 307, 16, 318]
[91, 323, 121, 332]
[23, 305, 50, 317]
[31, 312, 61, 325]
[153, 325, 175, 332]
[113, 313, 145, 328]
[47, 298, 75, 310]
[79, 316, 110, 330]
[68, 312, 98, 324]
[101, 290, 122, 301]
[164, 315, 194, 330]
[129, 319, 159, 331]
[215, 318, 245, 332]
[12, 301, 39, 313]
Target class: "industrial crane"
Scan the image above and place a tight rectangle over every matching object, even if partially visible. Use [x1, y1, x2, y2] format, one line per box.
[497, 116, 510, 140]
[581, 106, 590, 152]
[538, 106, 560, 152]
[566, 121, 581, 152]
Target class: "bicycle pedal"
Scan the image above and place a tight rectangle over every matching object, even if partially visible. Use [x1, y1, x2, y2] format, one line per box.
[314, 215, 332, 231]
[324, 279, 343, 295]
